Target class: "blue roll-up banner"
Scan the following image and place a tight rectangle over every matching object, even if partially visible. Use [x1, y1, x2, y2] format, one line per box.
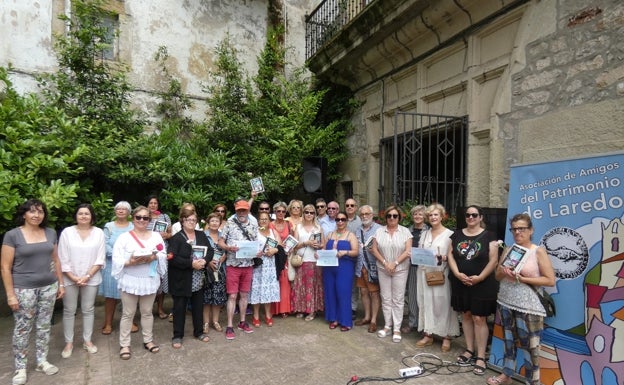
[488, 151, 624, 385]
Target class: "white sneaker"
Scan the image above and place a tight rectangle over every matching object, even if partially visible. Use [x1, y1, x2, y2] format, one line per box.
[36, 361, 59, 375]
[83, 343, 98, 354]
[61, 345, 73, 358]
[12, 369, 27, 385]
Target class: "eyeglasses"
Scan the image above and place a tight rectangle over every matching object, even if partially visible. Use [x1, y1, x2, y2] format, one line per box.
[185, 218, 198, 222]
[316, 205, 326, 209]
[386, 213, 399, 219]
[327, 207, 338, 210]
[360, 212, 372, 216]
[345, 204, 356, 208]
[465, 213, 480, 218]
[304, 211, 315, 215]
[259, 207, 270, 211]
[134, 216, 150, 221]
[275, 209, 286, 213]
[510, 227, 529, 233]
[335, 218, 347, 222]
[291, 206, 301, 210]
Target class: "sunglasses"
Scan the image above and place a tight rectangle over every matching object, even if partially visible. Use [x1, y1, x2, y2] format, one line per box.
[215, 210, 225, 213]
[304, 211, 315, 215]
[465, 213, 480, 218]
[275, 209, 286, 213]
[259, 207, 270, 211]
[134, 215, 150, 221]
[327, 207, 338, 210]
[510, 227, 529, 233]
[316, 205, 326, 208]
[345, 204, 356, 207]
[386, 213, 399, 219]
[335, 218, 348, 222]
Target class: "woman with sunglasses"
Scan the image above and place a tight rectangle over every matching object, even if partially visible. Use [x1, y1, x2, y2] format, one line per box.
[270, 201, 293, 318]
[112, 206, 167, 360]
[446, 205, 499, 375]
[146, 195, 172, 320]
[212, 204, 227, 231]
[487, 213, 554, 385]
[323, 211, 359, 331]
[291, 204, 325, 321]
[369, 205, 413, 342]
[416, 203, 458, 351]
[286, 199, 304, 228]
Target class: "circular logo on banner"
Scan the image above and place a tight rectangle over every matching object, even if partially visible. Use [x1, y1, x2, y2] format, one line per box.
[540, 227, 589, 279]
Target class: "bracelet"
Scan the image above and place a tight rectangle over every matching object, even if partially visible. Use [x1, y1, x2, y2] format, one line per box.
[59, 284, 65, 288]
[86, 274, 91, 278]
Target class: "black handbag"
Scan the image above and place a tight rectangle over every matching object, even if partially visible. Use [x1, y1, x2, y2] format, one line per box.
[531, 285, 556, 317]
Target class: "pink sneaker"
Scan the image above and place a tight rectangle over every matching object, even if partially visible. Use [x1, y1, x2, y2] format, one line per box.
[225, 327, 235, 340]
[237, 321, 254, 334]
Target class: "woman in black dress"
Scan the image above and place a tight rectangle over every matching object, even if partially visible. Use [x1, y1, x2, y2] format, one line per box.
[447, 205, 499, 375]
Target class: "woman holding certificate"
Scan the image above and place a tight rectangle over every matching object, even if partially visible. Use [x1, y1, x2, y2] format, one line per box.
[249, 212, 281, 327]
[447, 205, 499, 375]
[415, 203, 458, 351]
[291, 204, 324, 321]
[168, 210, 213, 348]
[487, 213, 555, 385]
[369, 205, 413, 343]
[323, 211, 359, 331]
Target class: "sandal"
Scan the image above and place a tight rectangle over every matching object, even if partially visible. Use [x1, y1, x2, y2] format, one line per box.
[377, 327, 391, 338]
[329, 321, 338, 330]
[392, 332, 402, 343]
[197, 334, 210, 343]
[131, 323, 139, 333]
[473, 357, 486, 375]
[486, 375, 512, 385]
[340, 326, 351, 332]
[456, 349, 474, 366]
[441, 337, 452, 352]
[101, 325, 112, 335]
[354, 318, 370, 326]
[212, 321, 223, 332]
[304, 313, 316, 322]
[203, 323, 210, 334]
[158, 312, 168, 320]
[119, 346, 131, 360]
[143, 342, 160, 353]
[172, 338, 182, 349]
[265, 317, 274, 327]
[415, 335, 433, 347]
[252, 318, 261, 327]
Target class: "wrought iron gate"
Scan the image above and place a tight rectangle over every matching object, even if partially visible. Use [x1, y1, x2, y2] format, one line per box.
[379, 112, 468, 215]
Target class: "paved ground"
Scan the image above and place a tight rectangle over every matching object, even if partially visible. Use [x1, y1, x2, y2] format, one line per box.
[0, 298, 504, 385]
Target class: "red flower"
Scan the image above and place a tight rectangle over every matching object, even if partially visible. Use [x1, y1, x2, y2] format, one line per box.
[156, 243, 164, 251]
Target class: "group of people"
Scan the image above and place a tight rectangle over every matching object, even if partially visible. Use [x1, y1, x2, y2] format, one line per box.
[2, 196, 554, 385]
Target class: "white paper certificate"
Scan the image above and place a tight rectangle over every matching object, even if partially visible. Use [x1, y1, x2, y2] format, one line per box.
[316, 249, 339, 266]
[410, 247, 438, 266]
[235, 241, 260, 259]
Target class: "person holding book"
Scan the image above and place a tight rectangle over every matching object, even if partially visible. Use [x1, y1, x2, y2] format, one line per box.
[323, 211, 360, 331]
[415, 203, 458, 351]
[446, 205, 499, 375]
[487, 213, 555, 385]
[249, 212, 281, 327]
[353, 205, 382, 333]
[270, 201, 293, 318]
[168, 211, 213, 348]
[112, 206, 167, 359]
[146, 194, 172, 320]
[291, 204, 325, 321]
[58, 204, 105, 358]
[369, 205, 413, 342]
[203, 213, 227, 333]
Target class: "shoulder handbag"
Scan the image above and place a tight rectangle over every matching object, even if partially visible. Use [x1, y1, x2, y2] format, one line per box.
[531, 285, 556, 317]
[425, 270, 445, 286]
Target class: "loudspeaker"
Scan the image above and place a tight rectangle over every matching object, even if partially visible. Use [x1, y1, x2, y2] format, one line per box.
[302, 156, 327, 194]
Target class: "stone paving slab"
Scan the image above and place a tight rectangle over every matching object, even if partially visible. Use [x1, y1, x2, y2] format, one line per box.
[0, 299, 503, 385]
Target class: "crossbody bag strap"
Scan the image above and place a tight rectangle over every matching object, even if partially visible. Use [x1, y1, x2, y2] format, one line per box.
[233, 218, 252, 241]
[129, 231, 146, 248]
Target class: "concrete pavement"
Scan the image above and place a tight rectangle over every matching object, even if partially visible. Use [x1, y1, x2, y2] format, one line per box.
[0, 298, 504, 385]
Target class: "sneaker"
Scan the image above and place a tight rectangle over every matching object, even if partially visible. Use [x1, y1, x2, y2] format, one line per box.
[237, 321, 254, 334]
[36, 361, 59, 375]
[225, 327, 235, 340]
[12, 369, 27, 385]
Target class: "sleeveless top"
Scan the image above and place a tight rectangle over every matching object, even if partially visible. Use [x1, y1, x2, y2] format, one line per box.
[497, 245, 546, 316]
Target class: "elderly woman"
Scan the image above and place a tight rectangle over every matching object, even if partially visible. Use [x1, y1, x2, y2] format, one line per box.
[401, 205, 429, 334]
[323, 211, 359, 331]
[487, 213, 555, 385]
[2, 199, 64, 384]
[112, 206, 167, 360]
[249, 211, 282, 326]
[58, 204, 106, 358]
[270, 201, 293, 317]
[168, 210, 213, 348]
[447, 205, 499, 375]
[146, 194, 172, 320]
[291, 204, 324, 321]
[369, 205, 413, 342]
[416, 203, 459, 352]
[286, 199, 303, 228]
[203, 213, 227, 333]
[99, 201, 136, 335]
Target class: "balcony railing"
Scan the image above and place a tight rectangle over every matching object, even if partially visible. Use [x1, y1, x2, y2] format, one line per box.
[305, 0, 374, 60]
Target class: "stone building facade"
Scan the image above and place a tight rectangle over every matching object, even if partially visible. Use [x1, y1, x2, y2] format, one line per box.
[307, 0, 624, 214]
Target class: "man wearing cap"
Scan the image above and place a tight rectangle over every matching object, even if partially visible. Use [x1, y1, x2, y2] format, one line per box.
[218, 199, 260, 340]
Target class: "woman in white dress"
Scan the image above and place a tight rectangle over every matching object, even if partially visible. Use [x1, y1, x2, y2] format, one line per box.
[416, 203, 459, 352]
